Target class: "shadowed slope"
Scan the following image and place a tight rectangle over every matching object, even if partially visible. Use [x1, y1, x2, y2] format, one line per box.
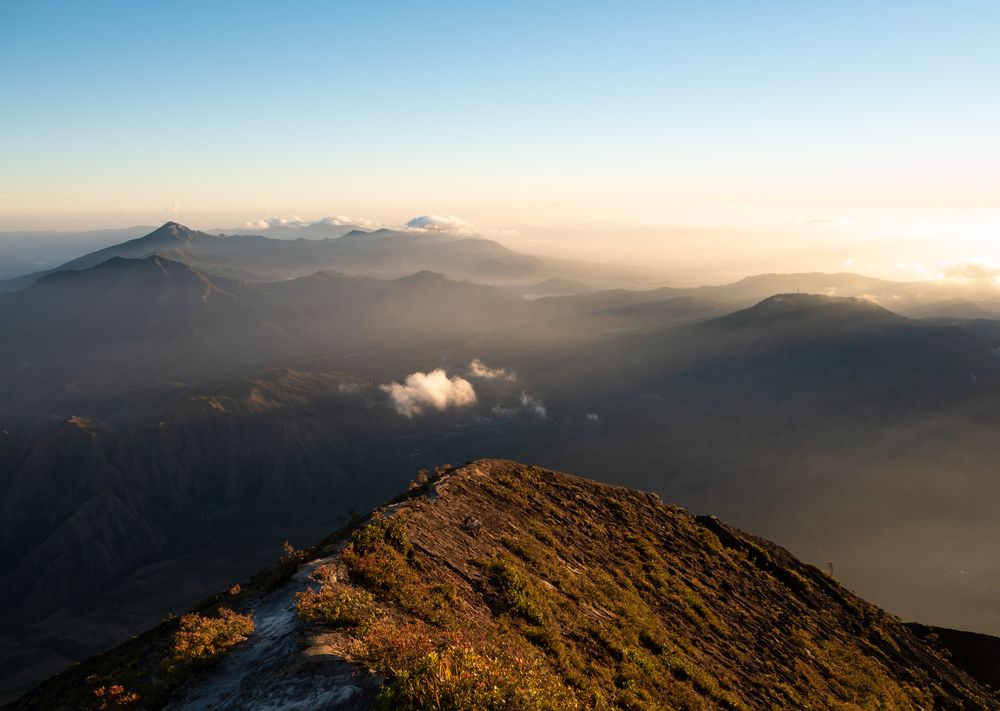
[10, 460, 996, 710]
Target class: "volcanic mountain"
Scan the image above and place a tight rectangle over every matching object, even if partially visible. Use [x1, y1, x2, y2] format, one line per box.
[10, 460, 997, 710]
[0, 222, 657, 293]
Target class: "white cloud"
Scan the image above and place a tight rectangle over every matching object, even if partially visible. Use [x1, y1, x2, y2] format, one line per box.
[404, 215, 476, 235]
[585, 413, 601, 423]
[468, 359, 515, 381]
[245, 215, 380, 230]
[379, 369, 477, 418]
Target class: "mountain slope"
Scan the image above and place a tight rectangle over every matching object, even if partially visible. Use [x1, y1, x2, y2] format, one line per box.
[0, 226, 155, 280]
[11, 460, 997, 710]
[0, 256, 532, 414]
[540, 271, 1000, 318]
[0, 222, 660, 292]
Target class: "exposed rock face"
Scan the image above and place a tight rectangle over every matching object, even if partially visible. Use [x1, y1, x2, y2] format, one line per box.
[9, 460, 998, 710]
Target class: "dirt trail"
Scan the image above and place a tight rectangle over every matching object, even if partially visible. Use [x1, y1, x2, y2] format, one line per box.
[167, 550, 376, 711]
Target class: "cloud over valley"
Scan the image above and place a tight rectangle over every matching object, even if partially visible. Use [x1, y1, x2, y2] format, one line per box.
[380, 369, 477, 417]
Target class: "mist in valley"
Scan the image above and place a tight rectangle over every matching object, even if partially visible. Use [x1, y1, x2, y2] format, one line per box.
[5, 2, 1000, 703]
[2, 220, 1000, 700]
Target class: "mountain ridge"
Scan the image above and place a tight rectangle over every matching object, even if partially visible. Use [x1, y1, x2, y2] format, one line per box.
[8, 459, 996, 710]
[0, 222, 658, 293]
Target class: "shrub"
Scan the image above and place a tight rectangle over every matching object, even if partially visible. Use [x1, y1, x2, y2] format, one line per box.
[341, 516, 459, 622]
[295, 585, 383, 631]
[90, 685, 141, 709]
[479, 554, 546, 625]
[354, 619, 579, 711]
[163, 607, 254, 674]
[351, 516, 412, 557]
[409, 469, 430, 490]
[343, 544, 418, 596]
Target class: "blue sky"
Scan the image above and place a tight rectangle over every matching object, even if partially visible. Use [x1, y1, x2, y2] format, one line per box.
[2, 1, 999, 278]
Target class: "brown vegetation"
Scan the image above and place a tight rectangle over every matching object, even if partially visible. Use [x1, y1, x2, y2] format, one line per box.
[163, 608, 255, 675]
[291, 460, 997, 710]
[9, 459, 998, 710]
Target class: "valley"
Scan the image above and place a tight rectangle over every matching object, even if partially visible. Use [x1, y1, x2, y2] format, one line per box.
[3, 224, 1000, 703]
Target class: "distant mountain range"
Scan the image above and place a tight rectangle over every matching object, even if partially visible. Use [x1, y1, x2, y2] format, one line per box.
[6, 222, 1000, 319]
[0, 253, 539, 417]
[4, 222, 1000, 702]
[0, 222, 659, 294]
[0, 226, 155, 281]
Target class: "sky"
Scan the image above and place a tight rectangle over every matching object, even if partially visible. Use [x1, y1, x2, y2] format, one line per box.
[2, 1, 999, 281]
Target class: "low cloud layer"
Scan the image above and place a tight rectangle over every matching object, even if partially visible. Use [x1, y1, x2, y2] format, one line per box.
[942, 262, 1000, 285]
[245, 215, 380, 230]
[468, 358, 515, 381]
[492, 391, 547, 419]
[380, 369, 477, 417]
[404, 215, 476, 235]
[519, 392, 547, 418]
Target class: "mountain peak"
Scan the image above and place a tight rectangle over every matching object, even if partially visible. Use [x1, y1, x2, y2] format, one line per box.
[145, 221, 199, 242]
[718, 292, 906, 329]
[771, 292, 902, 317]
[14, 459, 994, 709]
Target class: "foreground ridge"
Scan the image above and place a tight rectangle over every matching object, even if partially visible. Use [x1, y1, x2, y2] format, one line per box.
[10, 459, 998, 710]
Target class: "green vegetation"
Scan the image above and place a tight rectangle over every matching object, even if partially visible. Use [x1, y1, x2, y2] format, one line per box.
[479, 553, 547, 625]
[306, 513, 579, 709]
[30, 461, 996, 710]
[339, 514, 458, 625]
[354, 619, 579, 710]
[350, 516, 412, 557]
[307, 463, 982, 710]
[295, 584, 383, 631]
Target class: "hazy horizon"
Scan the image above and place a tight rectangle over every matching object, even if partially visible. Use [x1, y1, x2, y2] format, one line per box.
[4, 207, 1000, 286]
[3, 2, 1000, 285]
[5, 3, 1000, 703]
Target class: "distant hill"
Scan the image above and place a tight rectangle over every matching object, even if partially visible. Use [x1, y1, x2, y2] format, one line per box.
[0, 223, 213, 291]
[9, 460, 997, 709]
[0, 222, 658, 293]
[5, 269, 1000, 702]
[515, 276, 594, 297]
[697, 293, 907, 340]
[0, 255, 531, 410]
[539, 271, 1000, 318]
[0, 226, 155, 281]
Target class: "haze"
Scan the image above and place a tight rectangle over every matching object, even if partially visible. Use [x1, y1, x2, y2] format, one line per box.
[4, 2, 1000, 705]
[3, 2, 1000, 284]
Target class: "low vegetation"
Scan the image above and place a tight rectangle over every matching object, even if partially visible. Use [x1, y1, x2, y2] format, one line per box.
[89, 684, 141, 709]
[295, 584, 383, 631]
[163, 608, 255, 675]
[294, 461, 995, 710]
[354, 619, 579, 710]
[17, 460, 997, 710]
[478, 553, 548, 626]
